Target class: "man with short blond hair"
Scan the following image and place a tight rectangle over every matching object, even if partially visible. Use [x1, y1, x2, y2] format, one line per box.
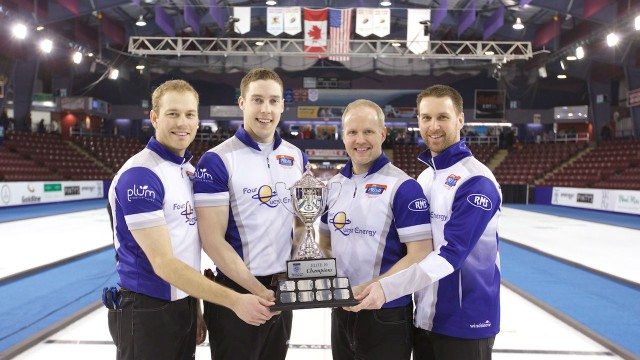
[320, 99, 432, 360]
[108, 79, 274, 360]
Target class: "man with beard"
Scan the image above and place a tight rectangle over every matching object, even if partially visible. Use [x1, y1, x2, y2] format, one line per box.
[351, 85, 502, 360]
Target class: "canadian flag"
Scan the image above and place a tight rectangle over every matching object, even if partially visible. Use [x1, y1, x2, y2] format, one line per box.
[304, 8, 328, 54]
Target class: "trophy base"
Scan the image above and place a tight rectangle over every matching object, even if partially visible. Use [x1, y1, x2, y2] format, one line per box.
[269, 274, 359, 311]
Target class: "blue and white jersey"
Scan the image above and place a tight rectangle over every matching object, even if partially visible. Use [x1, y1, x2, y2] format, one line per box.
[193, 127, 306, 276]
[108, 137, 200, 301]
[319, 155, 431, 308]
[381, 140, 501, 338]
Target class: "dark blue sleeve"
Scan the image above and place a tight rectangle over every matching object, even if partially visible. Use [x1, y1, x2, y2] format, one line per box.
[439, 176, 501, 269]
[193, 151, 230, 195]
[115, 167, 165, 215]
[392, 179, 431, 230]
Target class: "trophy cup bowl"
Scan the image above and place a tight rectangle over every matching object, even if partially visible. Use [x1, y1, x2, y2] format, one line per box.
[271, 165, 359, 311]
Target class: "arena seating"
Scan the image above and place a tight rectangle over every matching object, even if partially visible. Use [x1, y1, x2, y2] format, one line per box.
[2, 132, 111, 181]
[543, 139, 640, 190]
[73, 135, 144, 174]
[495, 142, 587, 186]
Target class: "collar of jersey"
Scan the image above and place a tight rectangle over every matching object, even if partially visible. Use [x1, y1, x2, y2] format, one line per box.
[146, 137, 193, 165]
[235, 125, 283, 152]
[417, 139, 472, 170]
[340, 153, 389, 179]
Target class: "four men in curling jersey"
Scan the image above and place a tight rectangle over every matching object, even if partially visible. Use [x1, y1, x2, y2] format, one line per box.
[109, 69, 500, 360]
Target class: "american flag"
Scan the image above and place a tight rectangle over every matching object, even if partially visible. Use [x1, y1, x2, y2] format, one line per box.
[328, 8, 353, 61]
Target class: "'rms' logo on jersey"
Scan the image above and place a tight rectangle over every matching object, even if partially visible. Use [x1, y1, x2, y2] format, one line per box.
[445, 174, 461, 187]
[467, 194, 492, 210]
[408, 198, 429, 212]
[276, 155, 294, 167]
[365, 184, 387, 195]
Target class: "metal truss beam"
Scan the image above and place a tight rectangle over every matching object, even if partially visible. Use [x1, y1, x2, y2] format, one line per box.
[128, 37, 533, 62]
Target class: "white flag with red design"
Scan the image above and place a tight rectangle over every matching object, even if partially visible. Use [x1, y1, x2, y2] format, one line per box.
[304, 8, 328, 54]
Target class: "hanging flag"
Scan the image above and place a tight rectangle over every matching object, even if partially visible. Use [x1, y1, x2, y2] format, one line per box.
[304, 8, 328, 54]
[284, 7, 302, 35]
[233, 7, 251, 34]
[328, 8, 353, 61]
[184, 3, 200, 35]
[407, 9, 430, 55]
[267, 7, 284, 35]
[155, 4, 175, 37]
[355, 8, 373, 37]
[372, 8, 390, 37]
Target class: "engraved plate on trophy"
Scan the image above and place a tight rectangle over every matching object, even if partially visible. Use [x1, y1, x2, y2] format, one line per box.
[270, 164, 359, 311]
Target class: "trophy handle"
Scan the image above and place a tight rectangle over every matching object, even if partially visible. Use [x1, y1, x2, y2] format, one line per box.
[274, 181, 296, 216]
[322, 182, 343, 216]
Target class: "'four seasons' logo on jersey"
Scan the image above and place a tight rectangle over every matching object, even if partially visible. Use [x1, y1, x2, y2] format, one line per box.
[243, 185, 290, 208]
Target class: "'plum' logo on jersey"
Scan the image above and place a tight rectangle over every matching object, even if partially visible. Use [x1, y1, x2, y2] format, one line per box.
[276, 155, 294, 167]
[365, 184, 387, 195]
[194, 168, 213, 181]
[408, 198, 429, 212]
[467, 194, 492, 210]
[251, 185, 280, 208]
[445, 174, 461, 188]
[127, 185, 156, 202]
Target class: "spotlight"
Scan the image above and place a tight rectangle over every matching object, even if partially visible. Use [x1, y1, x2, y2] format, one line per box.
[391, 42, 401, 47]
[40, 39, 53, 53]
[566, 55, 577, 61]
[512, 17, 524, 30]
[560, 60, 565, 70]
[538, 66, 547, 78]
[109, 68, 119, 80]
[136, 15, 146, 27]
[606, 32, 619, 47]
[576, 46, 584, 59]
[36, 25, 44, 31]
[12, 23, 27, 39]
[557, 74, 567, 79]
[635, 15, 640, 31]
[72, 51, 82, 64]
[380, 1, 392, 6]
[265, 0, 277, 5]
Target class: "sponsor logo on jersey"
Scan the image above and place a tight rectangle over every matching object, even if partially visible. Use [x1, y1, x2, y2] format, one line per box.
[467, 194, 492, 210]
[193, 168, 213, 181]
[276, 155, 295, 167]
[469, 320, 492, 329]
[127, 184, 156, 202]
[445, 174, 461, 188]
[173, 201, 197, 225]
[329, 211, 376, 237]
[245, 185, 289, 208]
[365, 183, 387, 195]
[408, 198, 429, 212]
[430, 211, 448, 222]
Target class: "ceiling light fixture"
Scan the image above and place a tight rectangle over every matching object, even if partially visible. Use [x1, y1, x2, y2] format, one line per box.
[557, 74, 567, 79]
[566, 55, 577, 61]
[576, 46, 584, 59]
[391, 42, 401, 47]
[72, 51, 83, 64]
[380, 1, 392, 6]
[136, 15, 147, 27]
[12, 23, 27, 39]
[109, 68, 119, 80]
[40, 39, 53, 53]
[606, 32, 619, 47]
[512, 17, 524, 30]
[635, 14, 640, 30]
[136, 64, 145, 70]
[265, 0, 277, 5]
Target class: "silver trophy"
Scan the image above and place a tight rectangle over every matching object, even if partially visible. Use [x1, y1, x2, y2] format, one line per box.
[271, 164, 358, 311]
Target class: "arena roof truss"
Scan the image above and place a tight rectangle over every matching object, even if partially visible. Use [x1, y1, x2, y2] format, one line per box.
[128, 36, 533, 62]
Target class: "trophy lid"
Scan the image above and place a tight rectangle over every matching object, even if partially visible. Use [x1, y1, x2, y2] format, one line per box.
[293, 164, 326, 189]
